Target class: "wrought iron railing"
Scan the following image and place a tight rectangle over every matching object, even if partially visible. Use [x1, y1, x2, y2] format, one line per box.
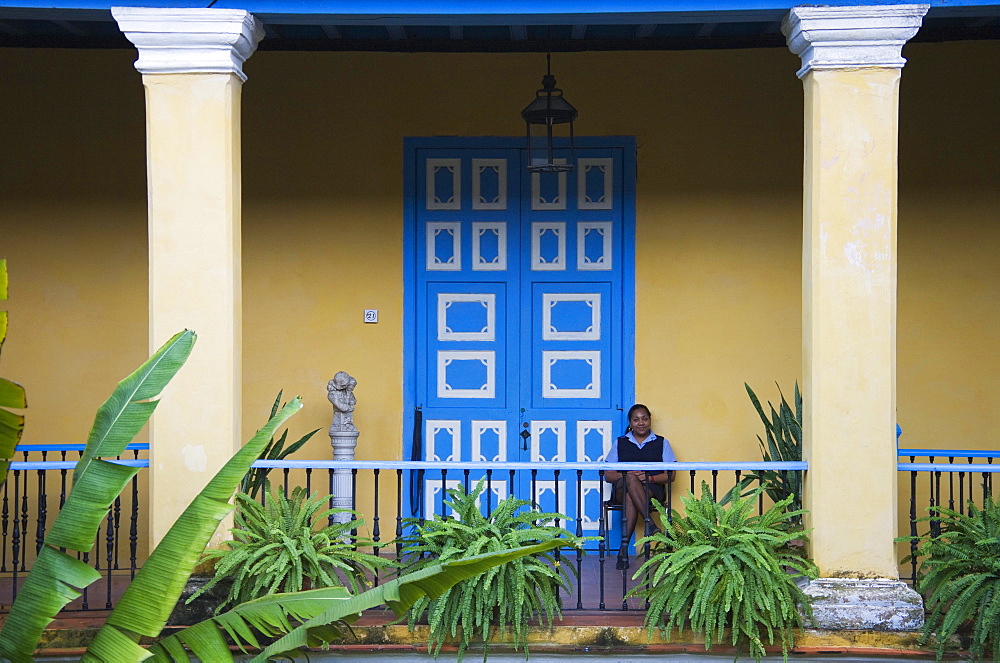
[2, 443, 148, 611]
[8, 443, 998, 613]
[897, 448, 1000, 584]
[2, 447, 805, 614]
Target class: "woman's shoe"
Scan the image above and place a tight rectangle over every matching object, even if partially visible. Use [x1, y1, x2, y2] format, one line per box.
[615, 546, 629, 570]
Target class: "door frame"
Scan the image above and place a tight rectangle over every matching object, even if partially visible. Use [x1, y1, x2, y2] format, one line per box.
[402, 135, 637, 466]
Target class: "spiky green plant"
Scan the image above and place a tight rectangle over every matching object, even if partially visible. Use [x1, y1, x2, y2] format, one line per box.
[398, 478, 591, 661]
[904, 496, 1000, 662]
[240, 390, 319, 499]
[742, 382, 803, 516]
[192, 487, 394, 611]
[630, 482, 816, 663]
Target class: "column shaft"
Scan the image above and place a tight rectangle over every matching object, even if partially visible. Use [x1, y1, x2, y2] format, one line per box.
[803, 67, 900, 577]
[145, 73, 243, 546]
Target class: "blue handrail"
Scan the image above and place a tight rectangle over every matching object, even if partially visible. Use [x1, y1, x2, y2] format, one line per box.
[13, 443, 150, 452]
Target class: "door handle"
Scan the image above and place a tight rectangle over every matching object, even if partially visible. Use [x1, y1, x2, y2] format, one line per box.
[519, 424, 530, 451]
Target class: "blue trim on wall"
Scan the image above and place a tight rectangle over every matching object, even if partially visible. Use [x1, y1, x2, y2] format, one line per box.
[3, 1, 998, 16]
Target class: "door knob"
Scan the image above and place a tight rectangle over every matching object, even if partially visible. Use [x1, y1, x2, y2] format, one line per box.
[519, 427, 531, 450]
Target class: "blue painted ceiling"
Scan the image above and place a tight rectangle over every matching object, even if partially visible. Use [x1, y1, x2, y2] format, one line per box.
[0, 1, 997, 50]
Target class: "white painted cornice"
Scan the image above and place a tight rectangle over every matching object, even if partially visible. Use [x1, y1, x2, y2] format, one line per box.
[782, 4, 929, 78]
[112, 7, 265, 82]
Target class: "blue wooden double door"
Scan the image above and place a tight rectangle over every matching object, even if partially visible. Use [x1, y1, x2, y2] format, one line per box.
[405, 137, 635, 532]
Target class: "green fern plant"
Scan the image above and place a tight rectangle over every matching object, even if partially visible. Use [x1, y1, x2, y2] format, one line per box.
[630, 482, 816, 663]
[240, 390, 319, 499]
[192, 487, 394, 612]
[398, 478, 591, 661]
[904, 496, 1000, 662]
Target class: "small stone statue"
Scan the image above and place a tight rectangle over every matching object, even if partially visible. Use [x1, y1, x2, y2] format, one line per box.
[327, 371, 357, 433]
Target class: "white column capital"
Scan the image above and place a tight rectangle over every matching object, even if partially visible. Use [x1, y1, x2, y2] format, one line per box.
[782, 4, 929, 78]
[112, 7, 265, 82]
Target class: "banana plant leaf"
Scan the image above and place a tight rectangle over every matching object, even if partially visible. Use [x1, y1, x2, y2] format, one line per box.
[82, 396, 304, 662]
[0, 329, 196, 663]
[0, 258, 25, 488]
[251, 540, 564, 662]
[145, 587, 352, 662]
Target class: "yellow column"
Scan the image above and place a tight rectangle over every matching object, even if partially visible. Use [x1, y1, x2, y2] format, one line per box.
[783, 4, 928, 629]
[113, 8, 264, 546]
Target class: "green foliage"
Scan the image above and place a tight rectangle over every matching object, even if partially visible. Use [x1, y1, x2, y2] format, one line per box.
[249, 541, 566, 663]
[0, 259, 26, 488]
[142, 543, 564, 662]
[81, 396, 304, 662]
[630, 482, 816, 663]
[241, 390, 319, 499]
[397, 478, 592, 661]
[742, 382, 803, 515]
[192, 487, 394, 611]
[147, 587, 354, 661]
[904, 496, 1000, 662]
[0, 329, 196, 663]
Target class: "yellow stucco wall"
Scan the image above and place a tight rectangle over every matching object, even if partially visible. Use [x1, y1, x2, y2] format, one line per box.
[1, 41, 997, 559]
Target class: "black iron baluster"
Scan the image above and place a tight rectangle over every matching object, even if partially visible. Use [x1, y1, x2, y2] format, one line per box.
[395, 469, 404, 560]
[462, 468, 470, 495]
[2, 476, 9, 572]
[11, 470, 21, 599]
[439, 469, 447, 518]
[553, 469, 562, 576]
[59, 449, 69, 510]
[508, 469, 516, 501]
[947, 457, 955, 513]
[372, 468, 381, 587]
[930, 456, 942, 536]
[417, 468, 426, 527]
[530, 469, 538, 515]
[574, 469, 583, 610]
[351, 468, 358, 540]
[105, 505, 115, 608]
[640, 474, 653, 537]
[19, 462, 29, 572]
[112, 496, 122, 570]
[711, 469, 718, 499]
[688, 469, 696, 494]
[967, 456, 974, 512]
[283, 467, 290, 497]
[485, 469, 493, 519]
[597, 469, 607, 611]
[306, 468, 312, 494]
[129, 469, 140, 580]
[666, 474, 673, 527]
[958, 465, 966, 516]
[35, 450, 48, 555]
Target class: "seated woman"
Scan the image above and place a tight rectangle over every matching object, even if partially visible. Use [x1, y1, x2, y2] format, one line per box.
[603, 403, 676, 570]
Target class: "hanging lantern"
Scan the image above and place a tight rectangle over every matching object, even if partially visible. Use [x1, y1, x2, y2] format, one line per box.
[521, 53, 577, 173]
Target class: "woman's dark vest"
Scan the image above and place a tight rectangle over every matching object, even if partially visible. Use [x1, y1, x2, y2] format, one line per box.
[616, 435, 666, 476]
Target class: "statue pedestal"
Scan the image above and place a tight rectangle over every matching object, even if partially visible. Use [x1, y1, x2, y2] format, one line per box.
[329, 429, 358, 524]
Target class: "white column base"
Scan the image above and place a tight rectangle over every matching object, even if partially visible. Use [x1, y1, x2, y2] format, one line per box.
[802, 578, 924, 631]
